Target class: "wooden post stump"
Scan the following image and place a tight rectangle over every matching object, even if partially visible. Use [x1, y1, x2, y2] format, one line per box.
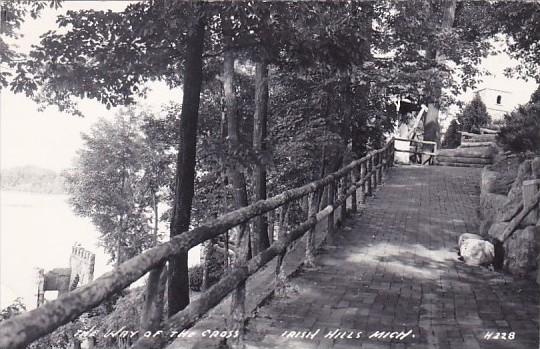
[372, 154, 378, 190]
[360, 161, 367, 204]
[327, 181, 336, 243]
[275, 203, 290, 295]
[305, 192, 319, 268]
[267, 210, 275, 243]
[377, 152, 383, 183]
[340, 176, 347, 223]
[351, 167, 359, 213]
[366, 156, 373, 197]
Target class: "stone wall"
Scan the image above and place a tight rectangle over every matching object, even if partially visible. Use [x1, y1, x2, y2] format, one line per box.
[479, 155, 540, 281]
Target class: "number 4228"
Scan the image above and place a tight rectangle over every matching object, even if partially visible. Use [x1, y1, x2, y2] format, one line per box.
[484, 332, 516, 340]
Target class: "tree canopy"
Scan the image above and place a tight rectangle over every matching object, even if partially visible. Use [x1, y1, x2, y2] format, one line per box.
[65, 107, 173, 265]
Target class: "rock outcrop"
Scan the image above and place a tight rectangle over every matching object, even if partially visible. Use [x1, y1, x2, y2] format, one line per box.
[504, 226, 540, 278]
[479, 155, 540, 281]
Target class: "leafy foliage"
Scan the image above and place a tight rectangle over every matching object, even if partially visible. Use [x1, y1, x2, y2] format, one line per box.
[0, 297, 26, 321]
[64, 107, 173, 264]
[497, 86, 540, 154]
[492, 2, 540, 81]
[0, 0, 61, 87]
[188, 249, 225, 292]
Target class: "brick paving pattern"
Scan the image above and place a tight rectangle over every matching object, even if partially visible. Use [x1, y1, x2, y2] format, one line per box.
[242, 166, 539, 349]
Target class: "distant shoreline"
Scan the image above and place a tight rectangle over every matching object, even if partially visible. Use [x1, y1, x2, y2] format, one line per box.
[0, 166, 66, 195]
[0, 188, 66, 196]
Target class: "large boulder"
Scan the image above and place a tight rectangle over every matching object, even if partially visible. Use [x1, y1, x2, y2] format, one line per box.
[503, 225, 540, 279]
[480, 192, 507, 224]
[481, 168, 499, 194]
[479, 156, 522, 234]
[500, 159, 533, 222]
[458, 233, 484, 249]
[483, 155, 522, 195]
[460, 238, 495, 266]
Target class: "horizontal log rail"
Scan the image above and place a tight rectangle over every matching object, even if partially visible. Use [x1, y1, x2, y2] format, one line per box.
[458, 131, 478, 137]
[393, 137, 437, 165]
[393, 149, 436, 157]
[0, 139, 396, 349]
[480, 128, 499, 135]
[393, 136, 437, 147]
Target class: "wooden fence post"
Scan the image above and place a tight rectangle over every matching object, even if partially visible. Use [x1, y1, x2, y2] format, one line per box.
[377, 151, 383, 184]
[366, 156, 373, 197]
[340, 175, 347, 223]
[432, 142, 438, 165]
[275, 203, 290, 293]
[327, 181, 336, 242]
[140, 263, 167, 335]
[267, 210, 275, 243]
[372, 154, 378, 190]
[382, 148, 388, 175]
[305, 192, 319, 268]
[231, 220, 250, 346]
[351, 167, 358, 213]
[360, 161, 367, 204]
[390, 140, 395, 167]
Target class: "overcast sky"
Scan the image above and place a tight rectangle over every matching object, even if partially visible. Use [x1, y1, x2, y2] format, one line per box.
[0, 2, 537, 172]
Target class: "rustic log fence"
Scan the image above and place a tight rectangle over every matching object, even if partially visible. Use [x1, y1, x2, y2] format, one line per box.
[393, 136, 437, 165]
[0, 139, 396, 349]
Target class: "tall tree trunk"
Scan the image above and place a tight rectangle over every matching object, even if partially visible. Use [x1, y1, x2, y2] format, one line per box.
[423, 0, 457, 145]
[223, 15, 250, 347]
[152, 190, 159, 246]
[352, 2, 373, 159]
[251, 60, 270, 255]
[168, 4, 206, 318]
[342, 79, 353, 156]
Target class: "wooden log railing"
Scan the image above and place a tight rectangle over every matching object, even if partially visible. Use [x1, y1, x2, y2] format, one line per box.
[480, 127, 499, 135]
[0, 139, 396, 349]
[393, 136, 437, 165]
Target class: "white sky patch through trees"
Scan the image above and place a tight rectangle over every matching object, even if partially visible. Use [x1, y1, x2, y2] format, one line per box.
[1, 1, 182, 172]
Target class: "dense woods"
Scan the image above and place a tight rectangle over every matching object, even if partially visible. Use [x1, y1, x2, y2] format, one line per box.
[1, 1, 539, 348]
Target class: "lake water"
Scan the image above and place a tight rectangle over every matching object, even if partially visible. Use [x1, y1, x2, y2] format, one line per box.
[0, 190, 200, 310]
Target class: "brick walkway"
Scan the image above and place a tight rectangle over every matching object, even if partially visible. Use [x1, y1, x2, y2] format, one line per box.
[241, 166, 539, 349]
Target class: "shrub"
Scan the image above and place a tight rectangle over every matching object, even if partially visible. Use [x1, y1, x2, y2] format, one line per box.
[188, 247, 226, 291]
[497, 103, 540, 153]
[189, 265, 204, 291]
[442, 119, 461, 149]
[497, 86, 540, 154]
[456, 94, 492, 133]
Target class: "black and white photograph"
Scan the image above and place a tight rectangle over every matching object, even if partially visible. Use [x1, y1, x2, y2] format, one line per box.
[0, 1, 539, 348]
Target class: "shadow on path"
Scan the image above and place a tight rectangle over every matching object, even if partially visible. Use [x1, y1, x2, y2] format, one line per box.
[241, 166, 539, 349]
